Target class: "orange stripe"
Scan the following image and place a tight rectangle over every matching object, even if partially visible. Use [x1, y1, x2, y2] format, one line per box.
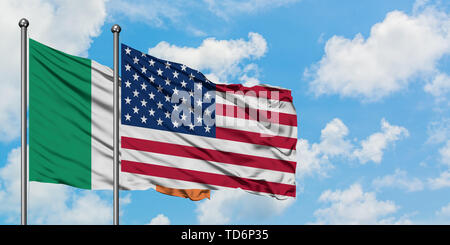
[156, 185, 210, 201]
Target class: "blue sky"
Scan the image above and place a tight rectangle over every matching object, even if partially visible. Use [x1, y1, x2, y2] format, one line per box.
[1, 0, 450, 225]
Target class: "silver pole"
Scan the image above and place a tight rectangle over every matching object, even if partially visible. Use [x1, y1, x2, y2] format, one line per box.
[111, 24, 121, 226]
[19, 18, 29, 226]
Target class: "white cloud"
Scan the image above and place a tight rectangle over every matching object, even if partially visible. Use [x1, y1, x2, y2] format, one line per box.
[195, 188, 294, 225]
[0, 147, 120, 224]
[107, 0, 183, 28]
[372, 169, 424, 192]
[203, 0, 300, 20]
[352, 119, 409, 164]
[428, 170, 450, 189]
[438, 140, 450, 166]
[427, 118, 450, 144]
[305, 6, 450, 101]
[0, 0, 107, 142]
[424, 72, 450, 99]
[297, 118, 408, 177]
[436, 202, 450, 217]
[148, 214, 171, 225]
[312, 183, 410, 224]
[148, 32, 267, 84]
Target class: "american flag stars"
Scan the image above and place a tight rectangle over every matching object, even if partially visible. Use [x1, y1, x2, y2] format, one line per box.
[121, 44, 216, 137]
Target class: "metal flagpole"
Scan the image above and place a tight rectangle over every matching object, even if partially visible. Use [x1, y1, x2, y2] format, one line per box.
[111, 24, 121, 226]
[19, 18, 29, 226]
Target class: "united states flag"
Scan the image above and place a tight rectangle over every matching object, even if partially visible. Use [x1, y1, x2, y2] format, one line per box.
[120, 44, 297, 199]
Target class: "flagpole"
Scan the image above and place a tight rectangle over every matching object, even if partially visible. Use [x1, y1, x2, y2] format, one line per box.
[111, 24, 121, 226]
[19, 18, 29, 226]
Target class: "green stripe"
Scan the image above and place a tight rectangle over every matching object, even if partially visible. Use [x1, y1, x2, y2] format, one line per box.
[29, 39, 92, 189]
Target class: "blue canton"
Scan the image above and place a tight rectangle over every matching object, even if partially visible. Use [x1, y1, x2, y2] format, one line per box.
[121, 44, 216, 137]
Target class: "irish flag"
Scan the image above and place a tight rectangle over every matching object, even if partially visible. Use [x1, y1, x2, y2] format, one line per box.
[29, 39, 209, 200]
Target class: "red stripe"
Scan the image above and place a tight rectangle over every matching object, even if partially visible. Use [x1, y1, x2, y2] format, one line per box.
[216, 103, 297, 126]
[122, 136, 296, 173]
[216, 84, 292, 102]
[216, 127, 297, 150]
[121, 160, 296, 197]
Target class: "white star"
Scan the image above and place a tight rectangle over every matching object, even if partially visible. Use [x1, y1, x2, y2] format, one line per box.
[157, 85, 163, 93]
[188, 123, 195, 130]
[204, 108, 211, 116]
[149, 59, 155, 66]
[149, 92, 155, 100]
[157, 68, 163, 76]
[180, 80, 187, 88]
[140, 99, 147, 107]
[165, 95, 171, 102]
[133, 56, 139, 64]
[125, 80, 131, 88]
[141, 115, 147, 123]
[172, 121, 179, 128]
[173, 71, 179, 78]
[156, 101, 163, 109]
[149, 108, 155, 116]
[173, 104, 179, 111]
[124, 97, 131, 104]
[125, 64, 131, 71]
[181, 97, 187, 104]
[125, 47, 131, 55]
[204, 92, 211, 100]
[149, 75, 155, 83]
[181, 113, 187, 121]
[165, 111, 171, 118]
[141, 52, 147, 57]
[165, 78, 171, 85]
[196, 99, 202, 107]
[156, 118, 163, 125]
[189, 73, 195, 80]
[188, 107, 194, 114]
[141, 66, 147, 74]
[141, 83, 147, 90]
[181, 64, 187, 71]
[165, 61, 171, 69]
[173, 87, 179, 95]
[133, 106, 139, 114]
[196, 115, 202, 123]
[189, 90, 194, 97]
[196, 83, 202, 90]
[125, 113, 131, 121]
[133, 90, 139, 97]
[204, 125, 211, 133]
[133, 73, 139, 81]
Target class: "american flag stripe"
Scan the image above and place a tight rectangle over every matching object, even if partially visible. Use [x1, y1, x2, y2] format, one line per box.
[121, 136, 296, 173]
[215, 92, 296, 115]
[215, 84, 293, 102]
[216, 104, 298, 126]
[121, 160, 296, 197]
[215, 127, 297, 150]
[121, 125, 295, 162]
[121, 148, 295, 185]
[216, 115, 297, 138]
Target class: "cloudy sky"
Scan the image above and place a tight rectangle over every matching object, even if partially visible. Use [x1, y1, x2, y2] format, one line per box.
[1, 0, 450, 225]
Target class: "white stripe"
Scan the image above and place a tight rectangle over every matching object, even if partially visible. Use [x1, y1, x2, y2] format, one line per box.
[215, 91, 296, 115]
[121, 124, 296, 162]
[216, 115, 297, 138]
[91, 60, 114, 190]
[121, 148, 296, 185]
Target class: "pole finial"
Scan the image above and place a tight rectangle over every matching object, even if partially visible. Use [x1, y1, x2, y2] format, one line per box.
[18, 18, 29, 28]
[111, 24, 121, 33]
